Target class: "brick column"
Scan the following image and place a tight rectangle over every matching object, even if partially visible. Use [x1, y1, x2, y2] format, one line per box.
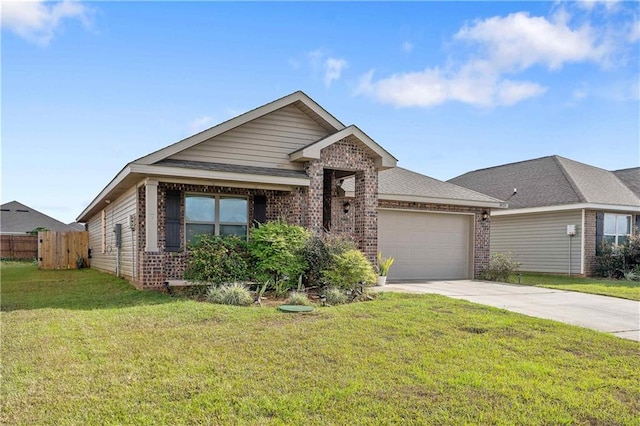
[354, 167, 378, 264]
[305, 161, 324, 235]
[583, 210, 597, 276]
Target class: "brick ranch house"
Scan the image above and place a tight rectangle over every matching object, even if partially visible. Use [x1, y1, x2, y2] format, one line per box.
[77, 91, 503, 289]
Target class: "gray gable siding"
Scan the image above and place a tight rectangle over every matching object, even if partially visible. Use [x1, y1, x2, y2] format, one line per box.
[167, 104, 330, 170]
[491, 210, 583, 274]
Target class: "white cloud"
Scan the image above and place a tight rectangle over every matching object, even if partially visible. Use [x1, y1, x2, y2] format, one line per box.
[576, 0, 620, 12]
[1, 0, 92, 46]
[356, 10, 627, 108]
[455, 12, 609, 70]
[402, 41, 414, 53]
[496, 80, 548, 106]
[305, 49, 348, 87]
[324, 57, 348, 87]
[356, 67, 546, 108]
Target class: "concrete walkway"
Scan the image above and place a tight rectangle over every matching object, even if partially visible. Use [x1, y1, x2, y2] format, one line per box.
[377, 280, 640, 342]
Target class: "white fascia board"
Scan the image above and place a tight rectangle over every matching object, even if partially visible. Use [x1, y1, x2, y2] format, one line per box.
[138, 92, 343, 166]
[491, 203, 640, 216]
[290, 125, 397, 169]
[76, 164, 132, 222]
[344, 191, 505, 208]
[295, 91, 345, 130]
[130, 164, 310, 188]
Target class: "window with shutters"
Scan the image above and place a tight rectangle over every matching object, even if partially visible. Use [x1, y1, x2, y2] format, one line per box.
[604, 214, 631, 246]
[184, 195, 247, 245]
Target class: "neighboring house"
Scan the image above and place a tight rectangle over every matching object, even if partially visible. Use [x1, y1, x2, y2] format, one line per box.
[77, 91, 502, 289]
[1, 201, 78, 235]
[449, 156, 640, 276]
[68, 222, 86, 232]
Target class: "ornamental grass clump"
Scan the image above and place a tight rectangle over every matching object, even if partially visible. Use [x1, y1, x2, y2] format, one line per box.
[377, 252, 394, 276]
[323, 287, 347, 305]
[285, 291, 311, 306]
[207, 282, 253, 306]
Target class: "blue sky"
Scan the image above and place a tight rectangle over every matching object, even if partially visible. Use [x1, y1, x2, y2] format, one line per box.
[2, 1, 639, 224]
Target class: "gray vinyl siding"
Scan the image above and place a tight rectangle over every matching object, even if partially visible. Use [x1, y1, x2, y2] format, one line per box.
[86, 186, 138, 279]
[167, 104, 330, 169]
[491, 210, 583, 274]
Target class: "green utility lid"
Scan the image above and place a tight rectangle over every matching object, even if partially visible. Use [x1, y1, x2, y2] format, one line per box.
[278, 305, 315, 313]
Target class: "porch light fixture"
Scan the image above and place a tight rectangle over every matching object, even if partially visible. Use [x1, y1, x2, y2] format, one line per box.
[481, 211, 489, 221]
[343, 201, 351, 214]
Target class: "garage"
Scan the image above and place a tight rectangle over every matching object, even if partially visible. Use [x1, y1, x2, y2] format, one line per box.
[378, 209, 473, 280]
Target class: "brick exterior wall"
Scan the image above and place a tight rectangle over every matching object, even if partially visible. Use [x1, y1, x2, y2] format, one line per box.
[309, 137, 378, 262]
[133, 137, 496, 287]
[135, 182, 305, 289]
[583, 210, 597, 276]
[378, 200, 491, 279]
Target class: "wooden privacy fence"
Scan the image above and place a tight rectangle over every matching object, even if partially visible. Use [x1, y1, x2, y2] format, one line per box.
[0, 235, 38, 260]
[38, 231, 89, 270]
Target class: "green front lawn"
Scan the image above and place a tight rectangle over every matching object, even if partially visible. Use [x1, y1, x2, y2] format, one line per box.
[512, 272, 640, 301]
[2, 262, 639, 425]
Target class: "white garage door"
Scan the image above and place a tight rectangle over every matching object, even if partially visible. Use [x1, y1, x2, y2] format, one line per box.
[378, 209, 473, 280]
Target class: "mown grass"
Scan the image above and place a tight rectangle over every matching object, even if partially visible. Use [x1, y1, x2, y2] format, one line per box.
[512, 272, 640, 301]
[2, 262, 639, 425]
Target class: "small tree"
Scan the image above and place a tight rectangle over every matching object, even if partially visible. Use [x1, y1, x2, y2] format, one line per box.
[322, 249, 377, 291]
[249, 220, 310, 292]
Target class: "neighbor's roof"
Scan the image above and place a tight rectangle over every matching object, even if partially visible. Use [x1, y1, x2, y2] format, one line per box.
[613, 167, 640, 198]
[1, 201, 77, 235]
[342, 167, 504, 208]
[448, 155, 640, 211]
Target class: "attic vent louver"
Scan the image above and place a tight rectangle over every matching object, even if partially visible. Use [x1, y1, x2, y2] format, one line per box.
[17, 209, 29, 212]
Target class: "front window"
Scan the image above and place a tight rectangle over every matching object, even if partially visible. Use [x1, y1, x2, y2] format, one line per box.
[604, 213, 631, 245]
[185, 195, 247, 245]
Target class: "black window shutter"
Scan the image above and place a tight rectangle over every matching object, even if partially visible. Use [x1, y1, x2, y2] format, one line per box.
[635, 215, 640, 234]
[253, 195, 267, 226]
[166, 190, 181, 252]
[595, 212, 604, 255]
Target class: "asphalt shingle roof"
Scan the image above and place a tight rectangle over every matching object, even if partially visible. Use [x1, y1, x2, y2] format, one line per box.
[448, 155, 639, 209]
[342, 167, 502, 204]
[1, 201, 77, 234]
[613, 167, 640, 198]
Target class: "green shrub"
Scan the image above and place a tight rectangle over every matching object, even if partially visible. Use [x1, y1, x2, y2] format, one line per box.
[207, 283, 253, 306]
[596, 233, 640, 279]
[322, 249, 377, 290]
[323, 287, 347, 305]
[184, 235, 250, 285]
[285, 291, 311, 306]
[302, 234, 357, 286]
[480, 252, 521, 282]
[595, 243, 624, 278]
[249, 220, 310, 292]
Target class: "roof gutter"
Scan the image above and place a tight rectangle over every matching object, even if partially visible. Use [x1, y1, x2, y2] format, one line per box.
[491, 203, 640, 216]
[344, 191, 505, 209]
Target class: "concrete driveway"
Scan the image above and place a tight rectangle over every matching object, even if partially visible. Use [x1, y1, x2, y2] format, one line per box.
[378, 280, 640, 342]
